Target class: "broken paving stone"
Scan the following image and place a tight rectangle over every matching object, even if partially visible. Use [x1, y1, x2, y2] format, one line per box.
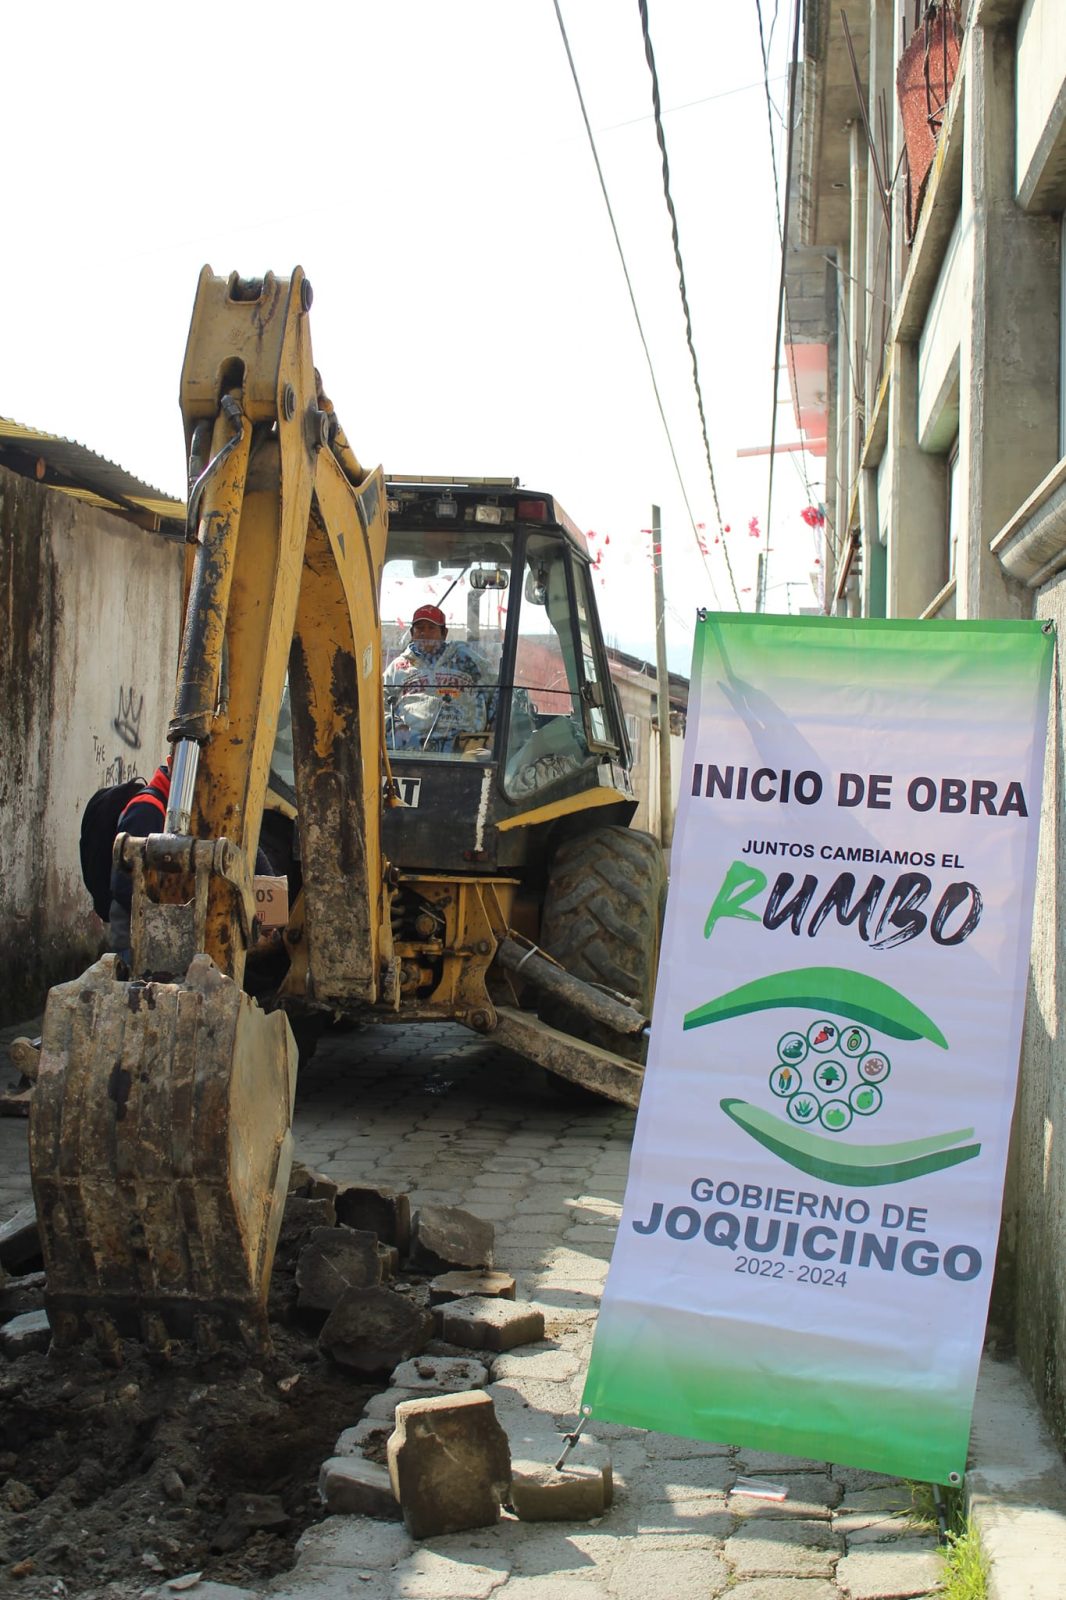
[429, 1269, 516, 1305]
[319, 1455, 400, 1519]
[407, 1205, 494, 1274]
[161, 1581, 262, 1600]
[390, 1354, 490, 1393]
[0, 1203, 41, 1272]
[319, 1287, 433, 1377]
[287, 1162, 340, 1200]
[278, 1195, 337, 1252]
[306, 1174, 340, 1202]
[336, 1417, 394, 1461]
[0, 1308, 50, 1357]
[435, 1295, 545, 1353]
[0, 1268, 46, 1321]
[507, 1428, 613, 1522]
[296, 1226, 382, 1313]
[336, 1183, 412, 1251]
[388, 1390, 511, 1539]
[287, 1161, 316, 1194]
[210, 1491, 289, 1552]
[364, 1385, 420, 1421]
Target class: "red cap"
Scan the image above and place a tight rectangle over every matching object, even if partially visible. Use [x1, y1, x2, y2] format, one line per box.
[412, 604, 446, 628]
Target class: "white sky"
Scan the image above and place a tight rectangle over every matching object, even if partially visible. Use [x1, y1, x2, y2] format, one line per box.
[2, 1, 825, 672]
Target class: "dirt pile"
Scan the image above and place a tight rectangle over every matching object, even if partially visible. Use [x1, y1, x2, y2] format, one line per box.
[0, 1190, 449, 1600]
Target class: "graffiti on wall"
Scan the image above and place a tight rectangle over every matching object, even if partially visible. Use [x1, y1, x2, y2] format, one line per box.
[91, 735, 141, 788]
[113, 686, 144, 750]
[87, 686, 147, 788]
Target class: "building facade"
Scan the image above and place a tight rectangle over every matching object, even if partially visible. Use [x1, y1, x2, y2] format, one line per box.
[606, 647, 687, 843]
[0, 438, 184, 1023]
[796, 0, 1066, 1445]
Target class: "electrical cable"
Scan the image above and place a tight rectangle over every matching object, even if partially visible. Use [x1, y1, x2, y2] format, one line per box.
[599, 74, 787, 134]
[755, 0, 785, 247]
[635, 0, 741, 612]
[757, 0, 820, 528]
[759, 0, 803, 612]
[551, 0, 727, 610]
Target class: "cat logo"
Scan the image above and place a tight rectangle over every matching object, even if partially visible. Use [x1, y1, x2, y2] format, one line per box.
[385, 775, 422, 807]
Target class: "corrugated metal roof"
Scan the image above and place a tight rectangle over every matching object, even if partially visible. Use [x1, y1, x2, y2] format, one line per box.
[0, 417, 185, 532]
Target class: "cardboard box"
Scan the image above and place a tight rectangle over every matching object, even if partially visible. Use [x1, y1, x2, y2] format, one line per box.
[254, 875, 289, 931]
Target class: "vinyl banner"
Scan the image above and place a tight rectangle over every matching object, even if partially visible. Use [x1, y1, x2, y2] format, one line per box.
[583, 613, 1053, 1485]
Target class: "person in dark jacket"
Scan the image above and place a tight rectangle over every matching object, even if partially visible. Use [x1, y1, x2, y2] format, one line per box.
[108, 757, 278, 961]
[108, 758, 172, 955]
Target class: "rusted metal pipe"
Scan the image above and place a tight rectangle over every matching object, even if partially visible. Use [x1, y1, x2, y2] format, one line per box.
[495, 937, 647, 1038]
[169, 394, 251, 743]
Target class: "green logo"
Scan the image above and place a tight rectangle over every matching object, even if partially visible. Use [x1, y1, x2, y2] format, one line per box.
[683, 965, 980, 1187]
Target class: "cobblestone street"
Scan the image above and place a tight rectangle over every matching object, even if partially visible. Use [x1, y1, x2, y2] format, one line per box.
[0, 1019, 944, 1598]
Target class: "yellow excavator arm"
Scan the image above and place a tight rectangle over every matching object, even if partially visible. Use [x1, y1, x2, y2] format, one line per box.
[31, 268, 393, 1354]
[30, 267, 656, 1359]
[162, 265, 392, 1000]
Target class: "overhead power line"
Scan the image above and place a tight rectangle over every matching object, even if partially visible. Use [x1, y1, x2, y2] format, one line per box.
[758, 0, 803, 613]
[755, 0, 785, 244]
[598, 73, 787, 135]
[551, 0, 730, 611]
[635, 0, 741, 611]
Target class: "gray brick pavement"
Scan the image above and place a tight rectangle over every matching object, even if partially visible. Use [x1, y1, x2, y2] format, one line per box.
[2, 1017, 947, 1598]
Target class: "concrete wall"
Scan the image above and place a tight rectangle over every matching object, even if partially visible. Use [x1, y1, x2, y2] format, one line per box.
[917, 213, 964, 448]
[1005, 571, 1066, 1437]
[0, 466, 183, 1023]
[1016, 0, 1066, 204]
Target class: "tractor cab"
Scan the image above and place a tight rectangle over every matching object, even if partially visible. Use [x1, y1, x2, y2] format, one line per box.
[381, 479, 632, 834]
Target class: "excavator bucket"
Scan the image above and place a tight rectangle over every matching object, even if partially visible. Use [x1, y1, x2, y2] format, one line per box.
[29, 953, 298, 1354]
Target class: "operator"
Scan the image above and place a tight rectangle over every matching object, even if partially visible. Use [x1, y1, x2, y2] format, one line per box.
[384, 603, 489, 753]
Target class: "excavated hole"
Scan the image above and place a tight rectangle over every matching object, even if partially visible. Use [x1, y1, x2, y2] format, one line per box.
[0, 1200, 429, 1600]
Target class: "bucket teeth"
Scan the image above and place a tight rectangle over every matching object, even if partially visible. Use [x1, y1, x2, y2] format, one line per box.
[142, 1314, 175, 1361]
[87, 1312, 123, 1368]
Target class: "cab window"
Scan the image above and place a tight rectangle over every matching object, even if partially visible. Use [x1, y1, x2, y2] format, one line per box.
[503, 538, 600, 800]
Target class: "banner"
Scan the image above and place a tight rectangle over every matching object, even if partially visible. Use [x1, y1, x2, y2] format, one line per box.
[583, 613, 1053, 1485]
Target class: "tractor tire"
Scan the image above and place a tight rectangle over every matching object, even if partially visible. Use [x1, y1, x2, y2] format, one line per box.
[538, 825, 667, 1072]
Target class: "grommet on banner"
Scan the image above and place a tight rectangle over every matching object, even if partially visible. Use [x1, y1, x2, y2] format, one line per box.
[554, 1406, 592, 1470]
[696, 606, 708, 622]
[1041, 619, 1054, 634]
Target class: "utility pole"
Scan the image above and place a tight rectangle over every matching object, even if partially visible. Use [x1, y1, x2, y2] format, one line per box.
[651, 505, 674, 852]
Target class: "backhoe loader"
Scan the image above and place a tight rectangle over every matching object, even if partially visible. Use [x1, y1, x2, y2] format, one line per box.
[29, 267, 666, 1355]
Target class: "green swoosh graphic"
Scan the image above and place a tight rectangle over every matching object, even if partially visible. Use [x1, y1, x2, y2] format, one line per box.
[721, 1099, 980, 1186]
[684, 966, 948, 1048]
